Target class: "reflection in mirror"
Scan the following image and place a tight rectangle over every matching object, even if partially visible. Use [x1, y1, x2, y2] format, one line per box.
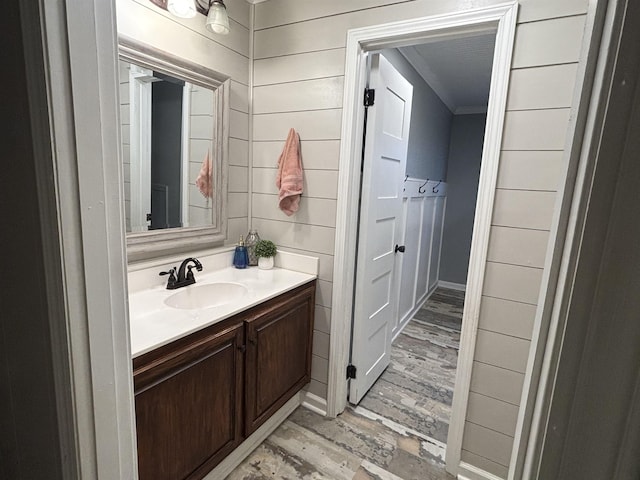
[119, 61, 216, 232]
[119, 38, 229, 261]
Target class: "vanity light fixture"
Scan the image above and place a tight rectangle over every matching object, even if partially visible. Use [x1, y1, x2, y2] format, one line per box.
[206, 0, 230, 35]
[167, 0, 197, 18]
[153, 0, 230, 35]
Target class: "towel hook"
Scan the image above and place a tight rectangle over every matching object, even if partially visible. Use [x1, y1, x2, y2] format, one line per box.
[432, 180, 442, 194]
[403, 175, 409, 192]
[418, 179, 429, 194]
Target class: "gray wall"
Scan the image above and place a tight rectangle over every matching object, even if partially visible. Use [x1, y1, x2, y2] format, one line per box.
[440, 114, 486, 285]
[382, 49, 453, 181]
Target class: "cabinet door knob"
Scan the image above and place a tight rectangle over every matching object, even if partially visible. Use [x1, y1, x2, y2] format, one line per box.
[248, 337, 256, 345]
[237, 344, 246, 353]
[395, 244, 405, 253]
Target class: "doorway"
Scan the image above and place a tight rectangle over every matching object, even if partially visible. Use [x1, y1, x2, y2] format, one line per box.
[150, 74, 184, 229]
[327, 4, 518, 475]
[350, 30, 494, 455]
[125, 65, 193, 232]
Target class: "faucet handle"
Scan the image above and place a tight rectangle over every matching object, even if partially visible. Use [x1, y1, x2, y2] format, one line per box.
[159, 268, 177, 289]
[187, 264, 197, 279]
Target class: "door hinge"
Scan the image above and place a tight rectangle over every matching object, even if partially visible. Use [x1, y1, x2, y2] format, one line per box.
[364, 88, 375, 107]
[346, 364, 357, 379]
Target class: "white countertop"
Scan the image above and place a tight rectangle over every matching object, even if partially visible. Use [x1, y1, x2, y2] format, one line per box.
[129, 266, 316, 358]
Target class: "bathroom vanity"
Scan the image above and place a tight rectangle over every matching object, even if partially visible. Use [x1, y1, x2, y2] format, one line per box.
[128, 250, 317, 480]
[118, 35, 320, 480]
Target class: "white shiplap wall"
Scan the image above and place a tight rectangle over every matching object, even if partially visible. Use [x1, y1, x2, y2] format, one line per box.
[251, 53, 344, 399]
[118, 60, 132, 231]
[251, 0, 590, 477]
[188, 86, 215, 227]
[116, 0, 251, 243]
[465, 9, 586, 477]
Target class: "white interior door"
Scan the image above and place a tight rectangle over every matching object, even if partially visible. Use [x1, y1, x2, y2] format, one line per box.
[349, 54, 413, 404]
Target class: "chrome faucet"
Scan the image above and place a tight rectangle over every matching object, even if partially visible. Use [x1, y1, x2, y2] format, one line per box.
[159, 257, 203, 290]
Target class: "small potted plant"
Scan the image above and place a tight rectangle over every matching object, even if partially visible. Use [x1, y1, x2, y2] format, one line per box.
[254, 239, 277, 270]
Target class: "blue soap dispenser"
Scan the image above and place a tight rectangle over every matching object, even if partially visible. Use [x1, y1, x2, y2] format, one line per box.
[233, 235, 249, 269]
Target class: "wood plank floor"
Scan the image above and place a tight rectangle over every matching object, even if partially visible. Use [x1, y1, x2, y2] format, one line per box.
[227, 288, 464, 480]
[359, 288, 464, 444]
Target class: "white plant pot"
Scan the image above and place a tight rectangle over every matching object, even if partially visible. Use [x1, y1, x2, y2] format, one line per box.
[258, 256, 274, 270]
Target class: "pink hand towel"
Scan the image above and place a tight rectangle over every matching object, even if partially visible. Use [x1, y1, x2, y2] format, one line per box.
[276, 128, 303, 216]
[196, 149, 213, 199]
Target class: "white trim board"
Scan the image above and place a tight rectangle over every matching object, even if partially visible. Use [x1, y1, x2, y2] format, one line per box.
[458, 462, 505, 480]
[326, 3, 518, 478]
[129, 64, 153, 232]
[393, 283, 437, 342]
[438, 281, 466, 292]
[38, 0, 138, 476]
[301, 390, 328, 417]
[181, 82, 191, 226]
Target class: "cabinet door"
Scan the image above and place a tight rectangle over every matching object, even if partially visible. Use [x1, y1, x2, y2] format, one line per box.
[244, 283, 315, 435]
[133, 322, 244, 480]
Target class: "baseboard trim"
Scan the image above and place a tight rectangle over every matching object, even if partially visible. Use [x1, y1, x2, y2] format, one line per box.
[203, 393, 301, 479]
[458, 461, 505, 480]
[301, 390, 328, 416]
[438, 280, 467, 292]
[392, 284, 439, 342]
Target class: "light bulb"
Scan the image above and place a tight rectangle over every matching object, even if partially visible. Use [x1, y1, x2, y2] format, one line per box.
[206, 1, 230, 35]
[167, 0, 197, 18]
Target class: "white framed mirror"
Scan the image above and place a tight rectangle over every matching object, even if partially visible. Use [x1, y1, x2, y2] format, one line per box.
[119, 36, 229, 261]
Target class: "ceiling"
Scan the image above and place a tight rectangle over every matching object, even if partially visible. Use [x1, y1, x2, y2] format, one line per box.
[398, 32, 497, 114]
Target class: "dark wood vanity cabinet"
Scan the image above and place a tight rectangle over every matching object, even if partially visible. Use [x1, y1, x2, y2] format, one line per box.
[133, 280, 315, 480]
[244, 282, 316, 435]
[133, 320, 245, 480]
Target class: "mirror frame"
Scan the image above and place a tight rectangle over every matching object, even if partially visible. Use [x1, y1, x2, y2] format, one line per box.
[119, 36, 229, 261]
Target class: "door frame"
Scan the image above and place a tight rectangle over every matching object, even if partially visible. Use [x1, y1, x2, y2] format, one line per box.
[326, 2, 518, 474]
[34, 0, 138, 477]
[129, 64, 153, 232]
[181, 81, 192, 227]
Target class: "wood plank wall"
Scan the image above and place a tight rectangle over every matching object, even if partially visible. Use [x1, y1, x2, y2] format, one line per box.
[116, 0, 251, 243]
[251, 0, 590, 477]
[118, 61, 132, 231]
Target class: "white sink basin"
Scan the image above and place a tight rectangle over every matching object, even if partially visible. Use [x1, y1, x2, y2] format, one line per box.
[164, 282, 248, 310]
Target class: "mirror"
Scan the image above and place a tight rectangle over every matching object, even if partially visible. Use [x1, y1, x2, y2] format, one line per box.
[119, 61, 216, 232]
[119, 37, 229, 260]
